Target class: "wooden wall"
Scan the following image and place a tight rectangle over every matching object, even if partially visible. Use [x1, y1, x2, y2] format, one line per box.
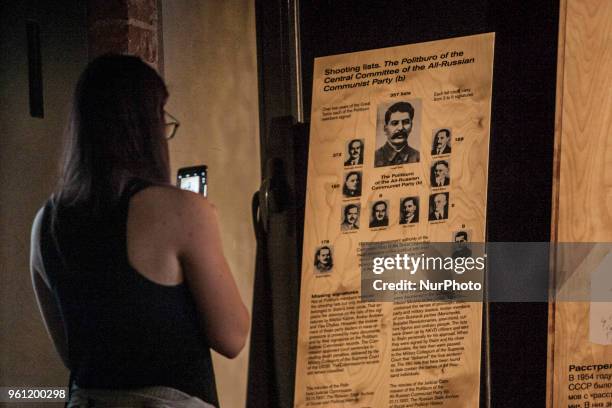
[549, 0, 612, 406]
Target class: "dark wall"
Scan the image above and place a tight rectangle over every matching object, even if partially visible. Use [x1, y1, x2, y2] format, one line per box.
[0, 0, 88, 392]
[253, 1, 559, 406]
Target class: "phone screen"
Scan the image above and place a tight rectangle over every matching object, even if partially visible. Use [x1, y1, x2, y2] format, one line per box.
[177, 166, 207, 197]
[179, 176, 200, 193]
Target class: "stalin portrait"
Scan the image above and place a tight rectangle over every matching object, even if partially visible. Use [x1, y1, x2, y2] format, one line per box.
[374, 100, 421, 167]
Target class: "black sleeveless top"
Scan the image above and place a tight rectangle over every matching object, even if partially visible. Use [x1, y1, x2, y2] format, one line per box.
[39, 180, 218, 406]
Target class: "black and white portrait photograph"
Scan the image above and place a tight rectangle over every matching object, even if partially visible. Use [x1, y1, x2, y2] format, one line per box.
[452, 230, 472, 258]
[374, 100, 421, 167]
[399, 196, 419, 224]
[428, 192, 449, 221]
[369, 200, 389, 228]
[313, 246, 333, 273]
[341, 204, 360, 231]
[430, 160, 450, 187]
[344, 138, 364, 166]
[342, 170, 362, 198]
[431, 128, 451, 156]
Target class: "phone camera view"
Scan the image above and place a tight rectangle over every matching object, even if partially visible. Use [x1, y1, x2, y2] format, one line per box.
[177, 165, 208, 197]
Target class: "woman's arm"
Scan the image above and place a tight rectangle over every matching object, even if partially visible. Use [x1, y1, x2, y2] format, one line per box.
[30, 208, 70, 367]
[128, 186, 250, 358]
[175, 191, 250, 358]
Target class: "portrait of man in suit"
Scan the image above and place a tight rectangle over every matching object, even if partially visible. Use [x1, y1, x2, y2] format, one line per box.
[429, 192, 449, 221]
[452, 230, 472, 258]
[344, 139, 364, 166]
[430, 160, 450, 187]
[369, 200, 389, 228]
[399, 196, 419, 224]
[431, 128, 451, 155]
[341, 204, 360, 231]
[342, 171, 362, 198]
[374, 101, 420, 167]
[314, 246, 333, 272]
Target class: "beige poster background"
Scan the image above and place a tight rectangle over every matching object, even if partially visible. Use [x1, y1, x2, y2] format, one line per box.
[548, 0, 612, 406]
[295, 33, 495, 407]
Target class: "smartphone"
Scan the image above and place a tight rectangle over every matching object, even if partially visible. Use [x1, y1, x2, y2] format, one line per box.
[177, 165, 208, 197]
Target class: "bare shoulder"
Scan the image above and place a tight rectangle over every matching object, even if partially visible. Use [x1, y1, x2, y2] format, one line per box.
[129, 187, 248, 357]
[126, 185, 217, 284]
[129, 185, 216, 232]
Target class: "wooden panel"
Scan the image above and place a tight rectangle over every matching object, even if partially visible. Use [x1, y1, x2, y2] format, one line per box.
[294, 33, 494, 407]
[556, 0, 612, 243]
[549, 0, 612, 406]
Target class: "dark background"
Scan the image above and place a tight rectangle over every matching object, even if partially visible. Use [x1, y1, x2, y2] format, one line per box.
[250, 1, 559, 406]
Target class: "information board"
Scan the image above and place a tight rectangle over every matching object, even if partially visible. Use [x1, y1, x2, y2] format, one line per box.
[294, 33, 495, 407]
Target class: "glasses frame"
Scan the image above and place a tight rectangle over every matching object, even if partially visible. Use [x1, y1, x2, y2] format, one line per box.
[164, 111, 180, 140]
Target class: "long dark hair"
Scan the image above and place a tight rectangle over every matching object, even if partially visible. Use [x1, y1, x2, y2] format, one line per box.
[54, 54, 170, 210]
